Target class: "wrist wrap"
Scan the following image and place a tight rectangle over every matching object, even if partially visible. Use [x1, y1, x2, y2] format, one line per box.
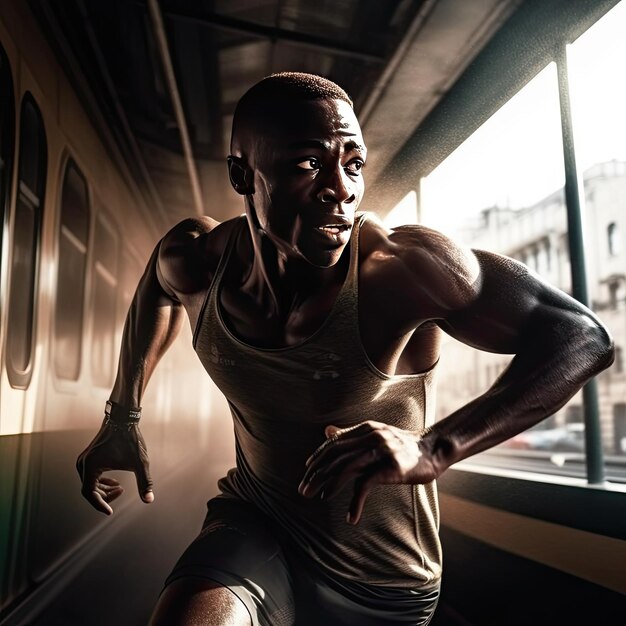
[104, 400, 142, 431]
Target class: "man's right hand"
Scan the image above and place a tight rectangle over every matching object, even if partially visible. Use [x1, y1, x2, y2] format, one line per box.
[76, 418, 154, 515]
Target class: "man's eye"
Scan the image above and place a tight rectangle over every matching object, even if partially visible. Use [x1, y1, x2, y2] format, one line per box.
[345, 160, 364, 175]
[296, 158, 321, 171]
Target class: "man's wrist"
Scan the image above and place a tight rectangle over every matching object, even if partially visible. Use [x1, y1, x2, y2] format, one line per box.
[104, 400, 142, 431]
[418, 427, 452, 479]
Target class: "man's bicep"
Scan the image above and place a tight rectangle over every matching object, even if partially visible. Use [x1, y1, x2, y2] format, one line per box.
[436, 249, 593, 355]
[155, 241, 180, 300]
[125, 241, 177, 309]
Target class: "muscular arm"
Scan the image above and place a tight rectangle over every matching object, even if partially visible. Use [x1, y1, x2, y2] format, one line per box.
[109, 243, 185, 408]
[300, 224, 614, 522]
[424, 247, 615, 473]
[77, 217, 218, 514]
[111, 213, 221, 406]
[76, 242, 184, 514]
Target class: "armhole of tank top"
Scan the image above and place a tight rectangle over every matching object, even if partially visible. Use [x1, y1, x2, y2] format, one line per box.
[192, 216, 244, 349]
[351, 212, 366, 293]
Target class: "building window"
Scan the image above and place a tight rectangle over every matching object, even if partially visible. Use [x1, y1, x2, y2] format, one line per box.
[614, 404, 626, 454]
[54, 159, 91, 380]
[6, 94, 47, 389]
[531, 245, 540, 271]
[607, 222, 619, 257]
[91, 213, 119, 387]
[544, 237, 552, 271]
[608, 279, 623, 309]
[615, 346, 623, 374]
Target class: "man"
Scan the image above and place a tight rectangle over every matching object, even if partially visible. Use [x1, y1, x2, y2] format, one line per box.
[76, 72, 614, 626]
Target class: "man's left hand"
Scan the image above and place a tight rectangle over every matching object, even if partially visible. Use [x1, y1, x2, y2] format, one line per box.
[298, 421, 438, 525]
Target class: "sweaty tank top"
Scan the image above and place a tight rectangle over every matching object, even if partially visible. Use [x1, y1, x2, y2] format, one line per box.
[193, 212, 442, 588]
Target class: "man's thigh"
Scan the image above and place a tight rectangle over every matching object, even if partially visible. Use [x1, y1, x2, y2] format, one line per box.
[158, 497, 296, 626]
[149, 577, 252, 626]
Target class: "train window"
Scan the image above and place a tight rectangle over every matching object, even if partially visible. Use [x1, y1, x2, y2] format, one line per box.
[54, 159, 91, 380]
[91, 213, 118, 387]
[6, 94, 47, 389]
[567, 0, 626, 474]
[0, 43, 15, 311]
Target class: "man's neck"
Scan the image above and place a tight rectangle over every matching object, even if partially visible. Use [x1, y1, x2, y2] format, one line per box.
[242, 223, 349, 319]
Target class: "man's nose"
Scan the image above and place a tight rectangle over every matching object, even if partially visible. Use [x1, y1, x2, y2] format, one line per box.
[316, 166, 356, 204]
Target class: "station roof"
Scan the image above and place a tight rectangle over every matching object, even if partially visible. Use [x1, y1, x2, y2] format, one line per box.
[29, 0, 527, 230]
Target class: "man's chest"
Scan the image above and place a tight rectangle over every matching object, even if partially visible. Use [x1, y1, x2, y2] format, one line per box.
[217, 273, 441, 376]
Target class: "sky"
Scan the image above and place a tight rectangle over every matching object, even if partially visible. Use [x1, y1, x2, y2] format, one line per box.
[413, 0, 626, 237]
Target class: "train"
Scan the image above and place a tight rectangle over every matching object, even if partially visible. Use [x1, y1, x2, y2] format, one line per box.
[0, 1, 221, 622]
[1, 0, 625, 624]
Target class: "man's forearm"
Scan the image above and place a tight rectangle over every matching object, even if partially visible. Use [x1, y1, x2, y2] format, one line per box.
[109, 246, 185, 409]
[423, 309, 615, 475]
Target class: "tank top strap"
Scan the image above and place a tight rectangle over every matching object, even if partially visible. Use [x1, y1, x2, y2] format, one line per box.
[325, 211, 366, 324]
[345, 211, 366, 297]
[192, 215, 246, 348]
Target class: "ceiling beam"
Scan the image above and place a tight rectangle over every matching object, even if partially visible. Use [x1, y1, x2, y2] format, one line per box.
[158, 6, 386, 64]
[358, 0, 438, 125]
[147, 0, 204, 217]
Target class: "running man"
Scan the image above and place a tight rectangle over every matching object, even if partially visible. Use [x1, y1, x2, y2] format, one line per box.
[76, 72, 614, 626]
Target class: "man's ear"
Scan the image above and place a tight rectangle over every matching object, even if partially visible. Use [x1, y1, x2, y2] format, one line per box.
[227, 156, 254, 195]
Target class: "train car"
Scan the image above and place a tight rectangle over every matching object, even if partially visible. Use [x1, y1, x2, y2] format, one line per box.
[0, 1, 222, 622]
[0, 0, 624, 624]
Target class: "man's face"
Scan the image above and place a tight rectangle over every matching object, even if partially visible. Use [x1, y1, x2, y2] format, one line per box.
[248, 98, 366, 268]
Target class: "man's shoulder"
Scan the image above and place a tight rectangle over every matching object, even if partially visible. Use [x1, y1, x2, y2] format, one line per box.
[359, 212, 480, 312]
[158, 214, 244, 296]
[359, 212, 474, 268]
[161, 214, 242, 247]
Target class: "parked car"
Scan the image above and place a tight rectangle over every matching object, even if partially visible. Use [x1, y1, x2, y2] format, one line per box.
[503, 423, 585, 452]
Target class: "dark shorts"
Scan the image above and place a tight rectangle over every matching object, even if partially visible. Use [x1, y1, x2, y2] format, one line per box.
[162, 497, 440, 626]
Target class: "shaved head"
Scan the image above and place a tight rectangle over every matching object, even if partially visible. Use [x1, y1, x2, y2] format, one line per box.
[230, 72, 353, 157]
[226, 72, 365, 268]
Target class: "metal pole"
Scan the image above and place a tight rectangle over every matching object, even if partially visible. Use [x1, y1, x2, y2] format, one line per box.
[555, 45, 605, 484]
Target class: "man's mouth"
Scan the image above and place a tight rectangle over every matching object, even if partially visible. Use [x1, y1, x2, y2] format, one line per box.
[315, 223, 352, 244]
[317, 224, 350, 235]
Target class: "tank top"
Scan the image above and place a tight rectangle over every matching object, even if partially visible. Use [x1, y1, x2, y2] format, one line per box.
[193, 212, 442, 588]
